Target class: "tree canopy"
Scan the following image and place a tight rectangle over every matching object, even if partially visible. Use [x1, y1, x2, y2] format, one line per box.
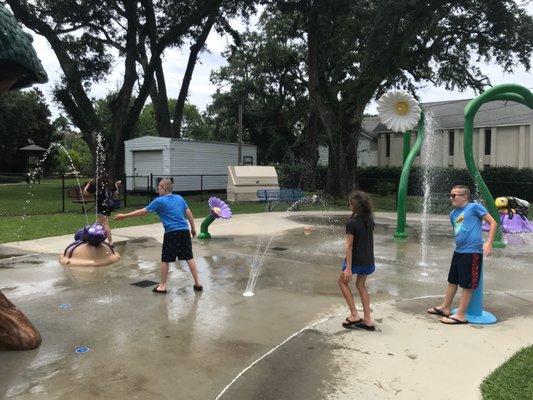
[0, 88, 55, 172]
[5, 0, 532, 195]
[6, 0, 254, 176]
[210, 0, 533, 194]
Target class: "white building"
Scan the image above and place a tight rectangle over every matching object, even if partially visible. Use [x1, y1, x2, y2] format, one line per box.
[124, 136, 257, 191]
[318, 116, 379, 166]
[375, 99, 533, 169]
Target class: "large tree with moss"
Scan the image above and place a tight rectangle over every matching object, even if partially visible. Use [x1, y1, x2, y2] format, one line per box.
[5, 0, 252, 175]
[261, 0, 533, 195]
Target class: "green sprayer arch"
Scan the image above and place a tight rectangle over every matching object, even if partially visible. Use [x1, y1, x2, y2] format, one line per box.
[463, 83, 533, 248]
[394, 112, 425, 239]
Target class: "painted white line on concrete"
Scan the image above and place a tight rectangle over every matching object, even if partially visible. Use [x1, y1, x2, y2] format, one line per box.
[214, 314, 340, 400]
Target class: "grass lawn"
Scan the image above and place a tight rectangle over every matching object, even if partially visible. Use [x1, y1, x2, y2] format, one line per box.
[480, 346, 533, 400]
[0, 178, 152, 216]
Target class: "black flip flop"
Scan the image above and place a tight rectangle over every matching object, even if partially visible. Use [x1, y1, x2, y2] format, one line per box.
[428, 307, 451, 317]
[355, 321, 376, 331]
[152, 286, 167, 294]
[193, 285, 203, 292]
[342, 317, 363, 328]
[441, 316, 468, 325]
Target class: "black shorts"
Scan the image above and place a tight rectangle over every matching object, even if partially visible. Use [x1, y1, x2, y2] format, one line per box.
[161, 230, 193, 262]
[448, 252, 482, 289]
[97, 207, 113, 217]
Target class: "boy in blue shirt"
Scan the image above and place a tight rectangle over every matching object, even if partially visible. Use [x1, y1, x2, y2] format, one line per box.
[427, 185, 497, 324]
[115, 179, 202, 294]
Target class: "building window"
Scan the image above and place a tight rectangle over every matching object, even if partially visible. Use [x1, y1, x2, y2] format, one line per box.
[385, 134, 390, 158]
[448, 130, 454, 156]
[484, 129, 491, 155]
[242, 156, 253, 165]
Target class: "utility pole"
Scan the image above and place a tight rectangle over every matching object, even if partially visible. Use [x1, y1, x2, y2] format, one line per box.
[238, 103, 243, 165]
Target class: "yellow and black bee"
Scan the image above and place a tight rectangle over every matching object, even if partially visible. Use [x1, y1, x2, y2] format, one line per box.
[495, 197, 530, 220]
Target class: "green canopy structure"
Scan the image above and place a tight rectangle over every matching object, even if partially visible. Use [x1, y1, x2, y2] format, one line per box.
[0, 4, 48, 89]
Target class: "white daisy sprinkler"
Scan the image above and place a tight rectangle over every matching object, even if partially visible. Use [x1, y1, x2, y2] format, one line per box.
[377, 90, 421, 133]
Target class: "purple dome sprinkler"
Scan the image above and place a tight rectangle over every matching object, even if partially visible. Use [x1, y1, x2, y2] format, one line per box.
[86, 223, 107, 246]
[60, 222, 119, 266]
[74, 223, 106, 246]
[198, 197, 232, 239]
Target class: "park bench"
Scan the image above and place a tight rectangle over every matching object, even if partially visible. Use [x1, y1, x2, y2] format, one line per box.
[66, 187, 95, 213]
[256, 188, 306, 211]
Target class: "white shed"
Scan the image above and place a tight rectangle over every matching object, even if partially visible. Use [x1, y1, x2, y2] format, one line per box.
[124, 136, 257, 191]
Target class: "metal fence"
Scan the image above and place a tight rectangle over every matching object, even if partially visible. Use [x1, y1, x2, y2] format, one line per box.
[1, 171, 532, 217]
[0, 173, 227, 217]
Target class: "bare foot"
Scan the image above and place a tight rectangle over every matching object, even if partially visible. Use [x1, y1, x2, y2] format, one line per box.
[346, 314, 362, 323]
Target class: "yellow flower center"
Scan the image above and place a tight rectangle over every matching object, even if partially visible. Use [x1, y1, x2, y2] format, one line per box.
[395, 101, 409, 115]
[212, 207, 221, 215]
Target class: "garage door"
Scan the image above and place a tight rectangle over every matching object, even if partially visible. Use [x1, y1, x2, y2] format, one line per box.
[133, 150, 163, 189]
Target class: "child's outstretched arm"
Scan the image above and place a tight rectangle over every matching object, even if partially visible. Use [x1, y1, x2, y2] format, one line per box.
[482, 213, 497, 256]
[114, 208, 148, 221]
[185, 208, 197, 237]
[343, 234, 354, 283]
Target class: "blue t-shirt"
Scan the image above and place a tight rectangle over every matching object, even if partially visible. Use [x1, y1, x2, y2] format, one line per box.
[146, 194, 189, 233]
[450, 202, 488, 253]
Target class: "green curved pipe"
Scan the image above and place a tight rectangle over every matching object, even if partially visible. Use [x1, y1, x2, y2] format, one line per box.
[395, 112, 425, 239]
[403, 131, 411, 163]
[198, 214, 216, 239]
[463, 84, 533, 248]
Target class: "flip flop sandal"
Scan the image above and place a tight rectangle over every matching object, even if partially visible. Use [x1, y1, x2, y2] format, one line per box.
[441, 316, 468, 325]
[152, 286, 167, 294]
[428, 307, 451, 317]
[342, 318, 363, 328]
[355, 322, 376, 331]
[193, 285, 203, 292]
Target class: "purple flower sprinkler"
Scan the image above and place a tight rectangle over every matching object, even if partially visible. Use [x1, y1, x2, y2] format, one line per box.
[198, 197, 232, 239]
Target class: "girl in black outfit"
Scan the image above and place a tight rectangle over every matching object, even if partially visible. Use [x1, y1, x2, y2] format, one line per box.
[338, 190, 376, 331]
[83, 172, 121, 247]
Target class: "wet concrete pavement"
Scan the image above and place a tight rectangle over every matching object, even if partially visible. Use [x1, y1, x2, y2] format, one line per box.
[1, 211, 532, 399]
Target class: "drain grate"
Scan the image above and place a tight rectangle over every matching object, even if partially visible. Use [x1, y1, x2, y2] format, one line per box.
[270, 247, 288, 251]
[131, 280, 159, 288]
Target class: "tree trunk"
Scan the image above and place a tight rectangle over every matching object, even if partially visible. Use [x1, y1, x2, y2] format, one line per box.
[327, 139, 340, 197]
[300, 111, 319, 190]
[172, 13, 217, 138]
[337, 109, 361, 197]
[302, 4, 320, 191]
[352, 105, 365, 189]
[0, 291, 41, 351]
[150, 61, 172, 138]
